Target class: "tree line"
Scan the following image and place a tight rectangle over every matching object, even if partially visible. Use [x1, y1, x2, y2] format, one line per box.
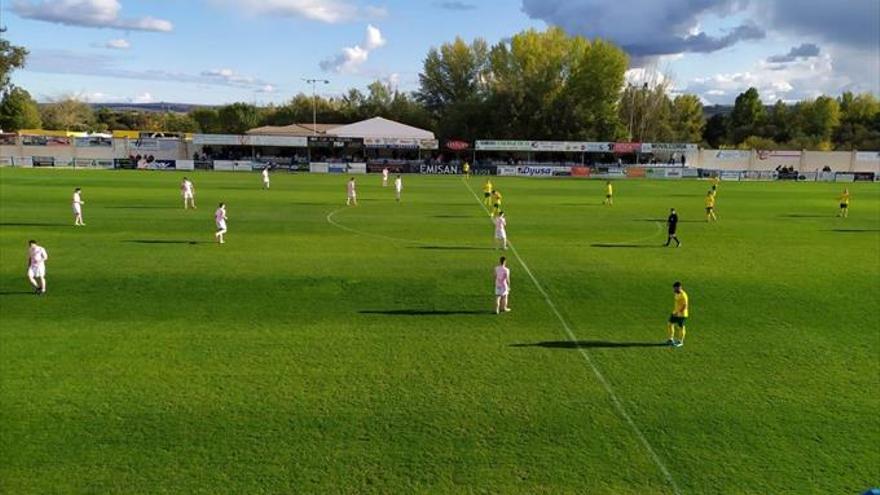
[1, 30, 878, 150]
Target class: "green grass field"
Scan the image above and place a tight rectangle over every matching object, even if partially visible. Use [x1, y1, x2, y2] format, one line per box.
[1, 168, 878, 494]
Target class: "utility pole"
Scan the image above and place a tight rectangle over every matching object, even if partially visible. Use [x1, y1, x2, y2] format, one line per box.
[303, 78, 330, 135]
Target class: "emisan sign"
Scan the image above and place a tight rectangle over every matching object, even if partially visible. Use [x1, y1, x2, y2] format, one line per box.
[420, 164, 461, 174]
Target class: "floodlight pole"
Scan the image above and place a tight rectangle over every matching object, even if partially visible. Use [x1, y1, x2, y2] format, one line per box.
[303, 78, 330, 135]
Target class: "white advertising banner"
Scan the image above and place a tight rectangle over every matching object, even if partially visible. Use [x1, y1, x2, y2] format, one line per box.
[13, 156, 33, 167]
[642, 143, 698, 153]
[213, 160, 235, 171]
[715, 150, 750, 160]
[835, 173, 855, 182]
[194, 134, 307, 147]
[364, 138, 439, 150]
[233, 161, 254, 172]
[475, 140, 613, 152]
[0, 156, 13, 167]
[757, 150, 802, 160]
[721, 170, 742, 181]
[855, 151, 880, 162]
[309, 163, 329, 173]
[496, 165, 518, 176]
[176, 160, 195, 171]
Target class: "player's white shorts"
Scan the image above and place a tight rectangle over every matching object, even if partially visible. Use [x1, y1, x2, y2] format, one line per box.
[216, 221, 227, 231]
[183, 192, 194, 200]
[73, 204, 82, 215]
[348, 193, 357, 199]
[495, 286, 509, 297]
[495, 231, 507, 240]
[28, 264, 45, 278]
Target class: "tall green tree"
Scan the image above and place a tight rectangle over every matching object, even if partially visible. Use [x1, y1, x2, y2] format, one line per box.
[216, 103, 262, 134]
[417, 37, 490, 139]
[189, 108, 222, 133]
[729, 87, 765, 144]
[0, 39, 28, 91]
[670, 94, 705, 143]
[703, 113, 728, 148]
[487, 28, 628, 140]
[0, 86, 41, 131]
[40, 98, 95, 131]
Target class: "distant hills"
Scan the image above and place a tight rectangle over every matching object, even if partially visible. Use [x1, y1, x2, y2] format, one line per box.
[88, 102, 208, 113]
[85, 101, 737, 118]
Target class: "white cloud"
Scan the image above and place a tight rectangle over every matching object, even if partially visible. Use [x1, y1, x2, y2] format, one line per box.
[12, 0, 173, 32]
[320, 24, 386, 74]
[201, 68, 262, 86]
[104, 38, 130, 49]
[257, 84, 276, 93]
[683, 53, 851, 104]
[217, 0, 386, 24]
[364, 24, 386, 50]
[133, 92, 153, 103]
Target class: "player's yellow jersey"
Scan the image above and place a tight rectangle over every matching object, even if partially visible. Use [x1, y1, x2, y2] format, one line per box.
[483, 182, 493, 194]
[493, 191, 503, 204]
[839, 192, 850, 205]
[606, 184, 613, 195]
[463, 162, 470, 172]
[705, 195, 715, 207]
[673, 290, 689, 317]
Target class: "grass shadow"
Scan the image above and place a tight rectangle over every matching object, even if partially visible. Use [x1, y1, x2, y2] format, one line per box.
[0, 222, 68, 227]
[360, 309, 493, 316]
[634, 218, 702, 223]
[831, 228, 880, 232]
[414, 246, 495, 251]
[512, 341, 669, 349]
[124, 240, 208, 245]
[0, 290, 36, 296]
[104, 206, 177, 209]
[590, 243, 664, 249]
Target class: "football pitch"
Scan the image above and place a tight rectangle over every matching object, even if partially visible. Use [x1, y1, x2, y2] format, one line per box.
[1, 168, 878, 494]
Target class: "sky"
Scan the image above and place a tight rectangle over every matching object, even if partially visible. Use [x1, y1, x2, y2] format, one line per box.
[3, 0, 879, 106]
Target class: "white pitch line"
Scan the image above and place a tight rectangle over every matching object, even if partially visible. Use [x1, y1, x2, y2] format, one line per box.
[462, 179, 681, 495]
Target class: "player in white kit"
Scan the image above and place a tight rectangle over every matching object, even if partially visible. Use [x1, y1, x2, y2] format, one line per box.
[214, 203, 228, 244]
[72, 187, 85, 226]
[494, 211, 508, 250]
[262, 167, 270, 190]
[495, 256, 511, 314]
[181, 177, 196, 209]
[346, 177, 357, 206]
[27, 240, 48, 295]
[394, 175, 403, 202]
[382, 167, 390, 187]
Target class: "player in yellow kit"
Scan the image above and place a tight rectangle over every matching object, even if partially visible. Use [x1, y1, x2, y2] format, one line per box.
[705, 190, 717, 222]
[462, 161, 471, 178]
[838, 188, 850, 218]
[491, 190, 503, 217]
[603, 181, 613, 205]
[482, 179, 494, 207]
[666, 281, 689, 348]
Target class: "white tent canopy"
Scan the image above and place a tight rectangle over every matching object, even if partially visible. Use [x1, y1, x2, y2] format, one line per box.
[329, 117, 434, 139]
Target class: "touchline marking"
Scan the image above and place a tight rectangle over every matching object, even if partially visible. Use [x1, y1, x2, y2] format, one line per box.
[462, 179, 681, 495]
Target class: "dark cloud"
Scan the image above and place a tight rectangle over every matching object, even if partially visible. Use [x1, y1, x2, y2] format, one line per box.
[434, 1, 477, 10]
[521, 0, 764, 60]
[767, 43, 821, 64]
[760, 0, 880, 50]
